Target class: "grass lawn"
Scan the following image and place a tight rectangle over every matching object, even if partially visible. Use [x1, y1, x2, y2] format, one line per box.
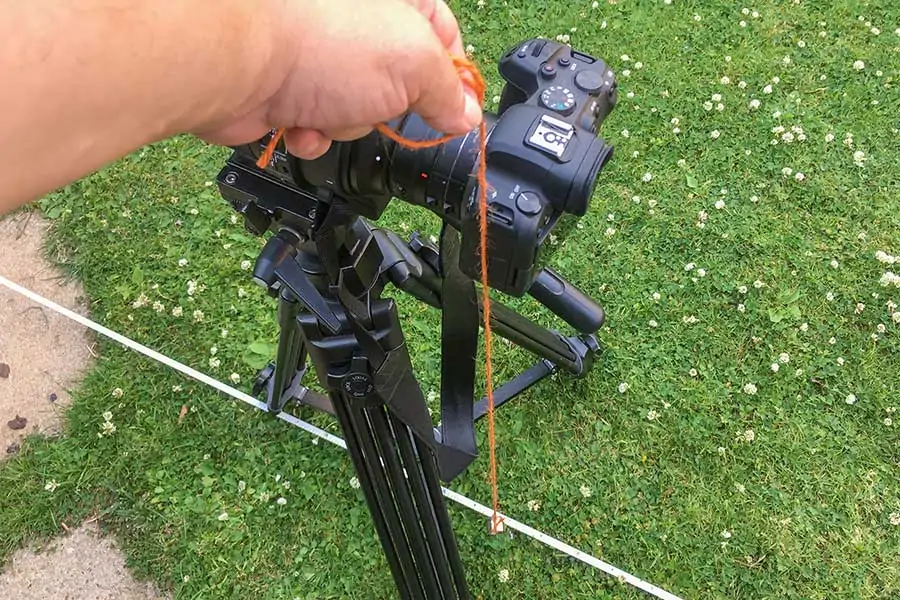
[3, 0, 900, 598]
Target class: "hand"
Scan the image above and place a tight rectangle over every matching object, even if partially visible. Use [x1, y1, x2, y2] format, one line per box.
[195, 0, 482, 159]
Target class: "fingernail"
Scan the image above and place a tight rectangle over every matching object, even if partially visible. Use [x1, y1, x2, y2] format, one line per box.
[462, 92, 484, 131]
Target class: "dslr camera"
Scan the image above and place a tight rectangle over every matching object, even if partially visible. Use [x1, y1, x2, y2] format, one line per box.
[218, 38, 617, 298]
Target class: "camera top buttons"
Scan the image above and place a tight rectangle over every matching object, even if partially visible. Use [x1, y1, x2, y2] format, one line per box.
[574, 70, 606, 94]
[540, 86, 577, 115]
[558, 57, 571, 67]
[540, 63, 557, 79]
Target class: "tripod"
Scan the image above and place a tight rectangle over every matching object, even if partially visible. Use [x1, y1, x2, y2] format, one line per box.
[247, 209, 604, 599]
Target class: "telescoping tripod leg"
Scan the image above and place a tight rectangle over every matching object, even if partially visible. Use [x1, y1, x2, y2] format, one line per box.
[298, 301, 471, 600]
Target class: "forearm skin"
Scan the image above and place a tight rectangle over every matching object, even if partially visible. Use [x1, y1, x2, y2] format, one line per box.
[0, 0, 286, 210]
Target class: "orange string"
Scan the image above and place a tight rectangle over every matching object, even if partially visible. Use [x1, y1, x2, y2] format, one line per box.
[258, 56, 504, 534]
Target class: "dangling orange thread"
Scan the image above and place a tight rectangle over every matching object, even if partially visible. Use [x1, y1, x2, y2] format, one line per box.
[258, 56, 504, 534]
[256, 128, 284, 169]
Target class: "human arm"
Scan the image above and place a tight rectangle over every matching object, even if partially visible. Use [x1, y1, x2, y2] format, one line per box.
[0, 0, 481, 212]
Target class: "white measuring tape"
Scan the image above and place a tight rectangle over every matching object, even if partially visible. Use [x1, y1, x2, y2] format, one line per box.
[0, 273, 683, 600]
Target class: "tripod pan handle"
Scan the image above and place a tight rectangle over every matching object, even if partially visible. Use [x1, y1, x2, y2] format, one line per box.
[528, 268, 605, 334]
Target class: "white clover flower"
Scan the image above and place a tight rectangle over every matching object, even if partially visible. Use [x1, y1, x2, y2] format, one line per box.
[781, 167, 793, 177]
[350, 477, 361, 489]
[738, 285, 748, 294]
[689, 368, 699, 377]
[750, 195, 759, 203]
[741, 7, 750, 15]
[685, 262, 695, 271]
[498, 569, 510, 583]
[276, 497, 287, 506]
[642, 172, 653, 182]
[753, 279, 765, 289]
[99, 420, 116, 436]
[217, 512, 229, 521]
[465, 43, 475, 56]
[621, 129, 630, 138]
[710, 130, 721, 139]
[647, 409, 659, 421]
[618, 382, 630, 394]
[743, 383, 758, 395]
[229, 373, 241, 384]
[112, 387, 124, 398]
[763, 84, 773, 94]
[240, 260, 252, 271]
[721, 529, 732, 539]
[693, 14, 702, 21]
[716, 103, 725, 112]
[193, 309, 204, 322]
[209, 357, 221, 369]
[846, 394, 857, 405]
[737, 303, 746, 313]
[703, 100, 713, 111]
[580, 484, 593, 498]
[887, 418, 895, 427]
[45, 480, 59, 492]
[604, 227, 616, 237]
[738, 80, 747, 89]
[635, 61, 643, 69]
[178, 258, 188, 267]
[697, 269, 707, 277]
[853, 60, 865, 71]
[172, 384, 183, 392]
[779, 353, 790, 364]
[171, 306, 183, 317]
[794, 172, 805, 182]
[876, 324, 886, 334]
[771, 363, 780, 373]
[649, 319, 658, 328]
[893, 312, 900, 324]
[527, 500, 541, 512]
[715, 200, 726, 210]
[652, 292, 662, 301]
[837, 357, 845, 366]
[743, 429, 755, 442]
[720, 76, 731, 85]
[102, 410, 113, 422]
[855, 303, 865, 314]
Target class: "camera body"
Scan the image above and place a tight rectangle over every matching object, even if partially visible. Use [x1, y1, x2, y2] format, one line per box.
[457, 38, 617, 295]
[217, 38, 617, 297]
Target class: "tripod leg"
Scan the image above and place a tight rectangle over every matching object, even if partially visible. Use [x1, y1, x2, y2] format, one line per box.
[268, 288, 307, 413]
[391, 414, 471, 600]
[369, 408, 451, 599]
[330, 391, 425, 600]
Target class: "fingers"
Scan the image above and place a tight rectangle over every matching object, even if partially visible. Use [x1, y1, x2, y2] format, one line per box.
[403, 39, 483, 134]
[284, 128, 332, 159]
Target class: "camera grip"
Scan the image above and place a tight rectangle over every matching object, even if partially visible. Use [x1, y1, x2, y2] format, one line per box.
[529, 268, 604, 334]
